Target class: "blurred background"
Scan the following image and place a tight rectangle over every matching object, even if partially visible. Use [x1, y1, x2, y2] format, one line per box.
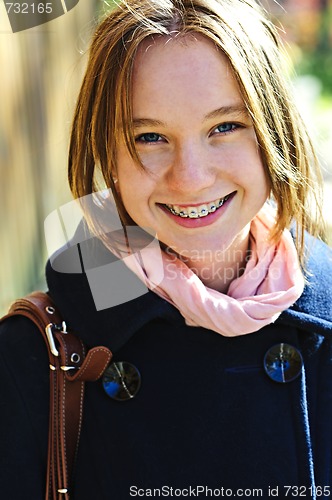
[0, 0, 331, 314]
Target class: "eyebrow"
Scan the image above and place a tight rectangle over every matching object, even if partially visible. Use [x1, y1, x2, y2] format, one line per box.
[133, 118, 163, 128]
[132, 104, 249, 129]
[204, 104, 249, 121]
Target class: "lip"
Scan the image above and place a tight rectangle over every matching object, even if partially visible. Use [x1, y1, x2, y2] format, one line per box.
[158, 191, 236, 228]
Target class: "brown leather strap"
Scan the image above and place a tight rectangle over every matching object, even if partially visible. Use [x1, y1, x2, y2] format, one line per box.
[3, 291, 112, 499]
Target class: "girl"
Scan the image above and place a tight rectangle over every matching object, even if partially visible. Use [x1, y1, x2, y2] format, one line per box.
[1, 0, 332, 498]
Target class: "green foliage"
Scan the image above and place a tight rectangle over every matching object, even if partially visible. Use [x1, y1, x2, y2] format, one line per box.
[297, 50, 332, 97]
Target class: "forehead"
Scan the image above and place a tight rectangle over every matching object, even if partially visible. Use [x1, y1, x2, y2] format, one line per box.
[133, 33, 231, 80]
[131, 34, 243, 118]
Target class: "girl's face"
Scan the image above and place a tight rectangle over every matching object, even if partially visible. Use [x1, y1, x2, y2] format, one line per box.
[117, 35, 270, 261]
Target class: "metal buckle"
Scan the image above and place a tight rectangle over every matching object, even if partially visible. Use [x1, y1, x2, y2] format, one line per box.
[46, 322, 79, 372]
[45, 323, 59, 357]
[60, 365, 76, 371]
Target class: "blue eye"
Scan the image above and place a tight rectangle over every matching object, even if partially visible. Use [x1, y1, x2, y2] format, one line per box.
[214, 123, 238, 134]
[135, 133, 162, 143]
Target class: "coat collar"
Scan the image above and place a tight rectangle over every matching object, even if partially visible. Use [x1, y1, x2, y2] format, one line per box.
[280, 235, 332, 335]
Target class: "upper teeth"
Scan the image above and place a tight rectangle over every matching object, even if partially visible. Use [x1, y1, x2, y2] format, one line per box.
[165, 195, 230, 218]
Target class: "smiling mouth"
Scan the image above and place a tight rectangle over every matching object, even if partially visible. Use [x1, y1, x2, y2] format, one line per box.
[163, 193, 234, 218]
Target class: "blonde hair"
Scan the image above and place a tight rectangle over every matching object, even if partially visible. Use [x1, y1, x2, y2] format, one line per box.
[68, 0, 324, 265]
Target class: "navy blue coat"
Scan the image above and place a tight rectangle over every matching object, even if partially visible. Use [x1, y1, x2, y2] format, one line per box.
[1, 234, 332, 499]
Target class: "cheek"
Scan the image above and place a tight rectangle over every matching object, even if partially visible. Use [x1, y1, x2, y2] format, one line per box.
[222, 145, 265, 182]
[117, 152, 143, 196]
[117, 166, 155, 220]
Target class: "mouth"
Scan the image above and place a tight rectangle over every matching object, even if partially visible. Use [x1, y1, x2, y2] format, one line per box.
[163, 192, 234, 219]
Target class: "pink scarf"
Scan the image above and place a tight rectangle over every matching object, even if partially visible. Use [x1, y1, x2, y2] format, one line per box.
[123, 204, 304, 337]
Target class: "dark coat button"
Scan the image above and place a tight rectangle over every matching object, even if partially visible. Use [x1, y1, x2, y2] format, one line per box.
[264, 343, 303, 383]
[102, 361, 141, 400]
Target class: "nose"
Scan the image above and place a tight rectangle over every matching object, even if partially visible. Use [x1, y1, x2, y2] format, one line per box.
[165, 140, 216, 194]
